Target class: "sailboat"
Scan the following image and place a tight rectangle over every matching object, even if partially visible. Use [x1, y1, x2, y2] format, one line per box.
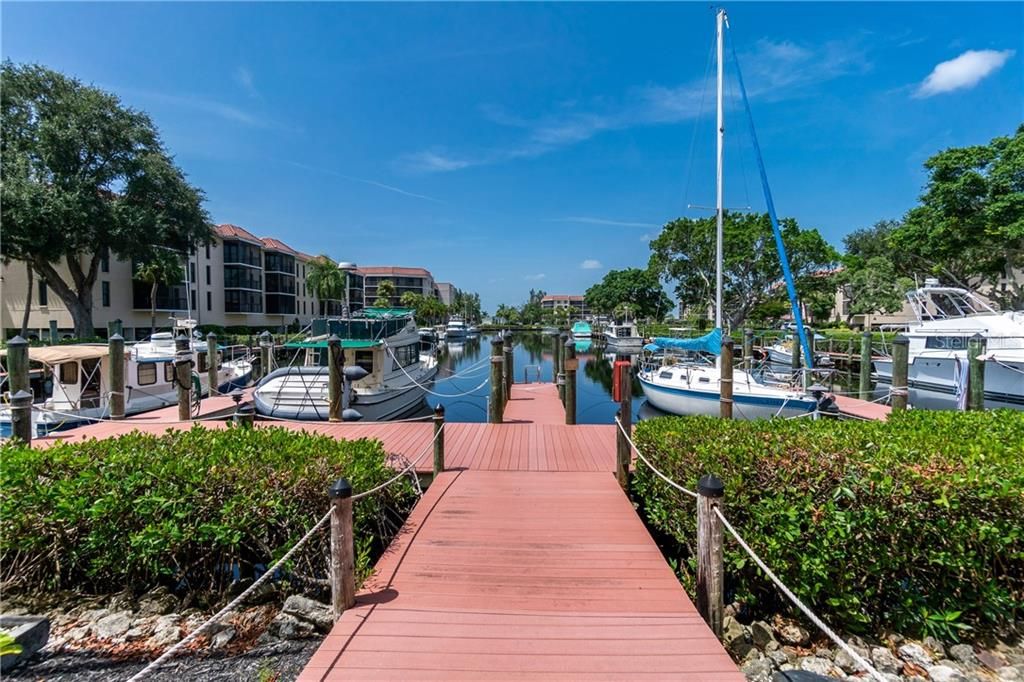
[638, 9, 820, 420]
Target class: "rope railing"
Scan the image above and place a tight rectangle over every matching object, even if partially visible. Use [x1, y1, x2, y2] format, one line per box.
[616, 415, 885, 681]
[129, 421, 444, 681]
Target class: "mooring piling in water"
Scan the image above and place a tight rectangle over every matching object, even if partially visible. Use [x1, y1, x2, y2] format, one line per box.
[557, 332, 568, 404]
[206, 332, 219, 399]
[891, 335, 909, 411]
[720, 338, 734, 420]
[503, 334, 514, 399]
[563, 338, 577, 425]
[742, 328, 753, 373]
[859, 331, 872, 399]
[175, 334, 192, 421]
[328, 335, 342, 422]
[109, 334, 126, 419]
[489, 336, 504, 423]
[968, 333, 987, 411]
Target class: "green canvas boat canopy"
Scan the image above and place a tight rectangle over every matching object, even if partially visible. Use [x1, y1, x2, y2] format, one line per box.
[284, 339, 381, 350]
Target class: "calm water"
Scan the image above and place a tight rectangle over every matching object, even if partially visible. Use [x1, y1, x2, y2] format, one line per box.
[413, 332, 645, 424]
[414, 332, 963, 423]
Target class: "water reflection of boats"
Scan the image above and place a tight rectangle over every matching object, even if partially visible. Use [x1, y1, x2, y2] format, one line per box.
[573, 339, 592, 354]
[253, 308, 437, 421]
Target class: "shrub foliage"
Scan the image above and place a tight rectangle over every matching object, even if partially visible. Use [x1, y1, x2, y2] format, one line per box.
[632, 410, 1023, 636]
[1, 426, 416, 595]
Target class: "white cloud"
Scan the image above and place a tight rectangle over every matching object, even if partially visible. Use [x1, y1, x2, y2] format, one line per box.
[284, 161, 445, 204]
[915, 49, 1015, 98]
[580, 259, 602, 270]
[402, 35, 870, 172]
[524, 273, 546, 281]
[553, 216, 659, 228]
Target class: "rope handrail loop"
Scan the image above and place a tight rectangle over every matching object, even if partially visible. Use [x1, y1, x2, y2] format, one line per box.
[614, 416, 698, 500]
[382, 343, 489, 398]
[352, 422, 443, 501]
[713, 507, 886, 682]
[128, 507, 333, 681]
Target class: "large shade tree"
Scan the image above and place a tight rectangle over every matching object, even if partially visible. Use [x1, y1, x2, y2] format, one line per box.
[584, 268, 671, 320]
[890, 125, 1024, 309]
[1, 62, 212, 337]
[648, 212, 838, 329]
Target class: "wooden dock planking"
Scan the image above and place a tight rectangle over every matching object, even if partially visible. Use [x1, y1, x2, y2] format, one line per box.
[299, 470, 741, 681]
[833, 395, 892, 421]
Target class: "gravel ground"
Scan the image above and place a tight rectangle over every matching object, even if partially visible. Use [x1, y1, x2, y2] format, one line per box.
[6, 638, 321, 682]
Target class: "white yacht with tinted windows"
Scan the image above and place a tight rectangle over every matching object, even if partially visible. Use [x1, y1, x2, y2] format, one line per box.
[253, 308, 438, 421]
[445, 315, 468, 340]
[872, 280, 1024, 408]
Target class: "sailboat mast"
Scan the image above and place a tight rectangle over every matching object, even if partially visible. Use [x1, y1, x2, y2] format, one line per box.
[715, 8, 725, 331]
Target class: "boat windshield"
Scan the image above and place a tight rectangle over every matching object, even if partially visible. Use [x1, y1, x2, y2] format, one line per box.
[908, 286, 997, 322]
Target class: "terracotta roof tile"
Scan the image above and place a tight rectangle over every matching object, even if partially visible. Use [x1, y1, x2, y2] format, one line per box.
[260, 237, 299, 256]
[215, 223, 263, 244]
[359, 266, 433, 278]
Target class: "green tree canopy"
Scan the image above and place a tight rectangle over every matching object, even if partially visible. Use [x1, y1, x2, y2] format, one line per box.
[890, 125, 1024, 309]
[374, 279, 397, 308]
[649, 212, 838, 329]
[584, 268, 671, 320]
[1, 61, 212, 337]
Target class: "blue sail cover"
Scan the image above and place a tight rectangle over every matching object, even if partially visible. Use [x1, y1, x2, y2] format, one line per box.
[645, 328, 722, 355]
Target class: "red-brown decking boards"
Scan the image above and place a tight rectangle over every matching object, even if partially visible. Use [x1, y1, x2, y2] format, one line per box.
[503, 383, 566, 424]
[833, 395, 892, 421]
[299, 471, 742, 681]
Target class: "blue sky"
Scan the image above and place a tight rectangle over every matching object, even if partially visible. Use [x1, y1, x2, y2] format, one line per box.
[3, 2, 1022, 313]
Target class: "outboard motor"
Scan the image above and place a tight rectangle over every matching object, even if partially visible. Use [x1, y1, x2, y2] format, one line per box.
[808, 383, 840, 417]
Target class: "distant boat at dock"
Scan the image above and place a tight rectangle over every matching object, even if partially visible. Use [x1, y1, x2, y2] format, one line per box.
[571, 320, 592, 338]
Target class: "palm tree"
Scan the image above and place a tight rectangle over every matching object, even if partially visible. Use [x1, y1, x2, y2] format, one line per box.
[134, 251, 184, 336]
[375, 279, 397, 308]
[306, 255, 346, 315]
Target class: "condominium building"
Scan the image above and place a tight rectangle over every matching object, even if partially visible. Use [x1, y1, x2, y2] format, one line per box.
[361, 266, 437, 308]
[540, 294, 590, 318]
[435, 282, 456, 307]
[1, 223, 326, 340]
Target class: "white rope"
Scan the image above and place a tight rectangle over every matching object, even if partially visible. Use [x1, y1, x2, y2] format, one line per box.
[352, 423, 442, 501]
[713, 507, 886, 682]
[128, 507, 333, 681]
[383, 344, 489, 398]
[614, 417, 698, 499]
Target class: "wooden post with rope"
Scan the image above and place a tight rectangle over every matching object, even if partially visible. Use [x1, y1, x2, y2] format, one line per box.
[433, 403, 445, 477]
[7, 337, 33, 444]
[488, 336, 504, 424]
[564, 338, 577, 425]
[891, 335, 909, 411]
[109, 334, 126, 419]
[503, 334, 514, 399]
[720, 338, 734, 420]
[968, 333, 987, 411]
[696, 475, 725, 638]
[614, 354, 632, 490]
[557, 332, 568, 404]
[328, 478, 355, 620]
[174, 334, 192, 421]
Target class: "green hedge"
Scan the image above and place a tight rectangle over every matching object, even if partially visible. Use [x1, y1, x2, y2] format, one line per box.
[1, 426, 416, 597]
[632, 410, 1023, 637]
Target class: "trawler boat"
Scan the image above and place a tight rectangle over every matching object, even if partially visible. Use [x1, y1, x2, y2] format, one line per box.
[872, 280, 1024, 407]
[253, 308, 438, 421]
[765, 332, 832, 367]
[0, 320, 252, 437]
[445, 315, 468, 340]
[638, 9, 824, 421]
[571, 320, 592, 338]
[604, 320, 644, 353]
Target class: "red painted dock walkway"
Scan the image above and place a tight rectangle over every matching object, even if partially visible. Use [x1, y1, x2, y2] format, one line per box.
[299, 470, 741, 681]
[834, 394, 892, 421]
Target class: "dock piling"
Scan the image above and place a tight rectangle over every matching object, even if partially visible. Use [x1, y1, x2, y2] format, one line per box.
[859, 331, 872, 399]
[206, 332, 219, 398]
[109, 334, 126, 419]
[259, 331, 273, 380]
[503, 335, 514, 400]
[742, 329, 753, 373]
[791, 331, 801, 375]
[328, 335, 342, 422]
[891, 335, 909, 411]
[696, 475, 725, 638]
[968, 334, 987, 411]
[558, 332, 568, 404]
[6, 336, 30, 395]
[107, 319, 122, 339]
[49, 320, 59, 344]
[174, 334, 192, 421]
[720, 338, 734, 419]
[488, 336, 504, 423]
[433, 403, 445, 477]
[10, 390, 33, 444]
[615, 354, 632, 490]
[564, 339, 577, 425]
[328, 478, 356, 620]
